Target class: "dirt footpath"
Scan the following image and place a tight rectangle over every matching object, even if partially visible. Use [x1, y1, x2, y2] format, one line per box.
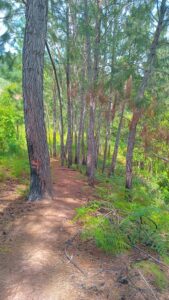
[0, 160, 168, 300]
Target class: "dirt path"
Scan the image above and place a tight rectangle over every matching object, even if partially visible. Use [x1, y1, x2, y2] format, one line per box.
[0, 160, 168, 300]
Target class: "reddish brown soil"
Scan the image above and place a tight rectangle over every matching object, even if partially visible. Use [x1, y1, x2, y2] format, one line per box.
[0, 160, 168, 300]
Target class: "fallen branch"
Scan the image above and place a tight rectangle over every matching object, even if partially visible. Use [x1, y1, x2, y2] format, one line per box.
[64, 247, 87, 276]
[137, 269, 159, 300]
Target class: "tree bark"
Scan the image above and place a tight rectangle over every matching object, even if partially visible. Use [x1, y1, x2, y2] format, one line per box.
[85, 0, 101, 185]
[66, 2, 73, 167]
[125, 109, 141, 189]
[23, 0, 52, 201]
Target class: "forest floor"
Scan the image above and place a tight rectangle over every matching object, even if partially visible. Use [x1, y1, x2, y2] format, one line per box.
[0, 159, 168, 300]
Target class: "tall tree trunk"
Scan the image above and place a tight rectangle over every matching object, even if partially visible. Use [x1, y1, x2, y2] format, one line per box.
[102, 101, 112, 173]
[66, 2, 72, 167]
[126, 109, 141, 189]
[23, 0, 52, 201]
[77, 67, 85, 165]
[46, 104, 52, 156]
[110, 101, 125, 175]
[53, 82, 57, 158]
[74, 131, 78, 164]
[45, 42, 65, 166]
[125, 0, 167, 190]
[85, 0, 101, 185]
[81, 125, 86, 165]
[102, 93, 117, 173]
[95, 109, 102, 168]
[84, 0, 95, 183]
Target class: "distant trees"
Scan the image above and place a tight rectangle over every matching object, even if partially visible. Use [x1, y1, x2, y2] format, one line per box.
[1, 0, 169, 198]
[23, 0, 52, 200]
[125, 0, 168, 190]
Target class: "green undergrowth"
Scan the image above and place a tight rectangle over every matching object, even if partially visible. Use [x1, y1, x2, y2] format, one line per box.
[75, 170, 169, 258]
[0, 153, 29, 184]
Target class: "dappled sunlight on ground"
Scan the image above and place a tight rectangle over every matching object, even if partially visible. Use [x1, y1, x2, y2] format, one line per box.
[0, 160, 168, 300]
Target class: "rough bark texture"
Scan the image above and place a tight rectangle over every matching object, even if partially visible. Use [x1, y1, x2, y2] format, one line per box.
[125, 0, 167, 190]
[23, 0, 52, 201]
[110, 101, 125, 175]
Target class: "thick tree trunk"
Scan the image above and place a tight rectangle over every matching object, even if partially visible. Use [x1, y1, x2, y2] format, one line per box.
[66, 3, 72, 168]
[23, 0, 52, 201]
[110, 101, 125, 175]
[125, 0, 167, 190]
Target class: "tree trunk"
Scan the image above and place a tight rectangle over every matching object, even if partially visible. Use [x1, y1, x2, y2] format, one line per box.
[45, 42, 65, 166]
[85, 0, 101, 185]
[77, 67, 85, 165]
[81, 126, 86, 165]
[125, 0, 167, 190]
[102, 101, 112, 173]
[74, 131, 78, 164]
[66, 3, 72, 167]
[126, 109, 141, 189]
[53, 82, 57, 158]
[110, 101, 125, 175]
[95, 109, 102, 168]
[23, 0, 52, 201]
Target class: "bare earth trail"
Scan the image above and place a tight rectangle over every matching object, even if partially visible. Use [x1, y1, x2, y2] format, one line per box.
[0, 160, 168, 300]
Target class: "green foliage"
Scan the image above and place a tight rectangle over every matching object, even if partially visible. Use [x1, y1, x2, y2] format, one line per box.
[76, 169, 169, 257]
[76, 203, 129, 254]
[0, 82, 24, 154]
[0, 106, 17, 153]
[0, 154, 29, 183]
